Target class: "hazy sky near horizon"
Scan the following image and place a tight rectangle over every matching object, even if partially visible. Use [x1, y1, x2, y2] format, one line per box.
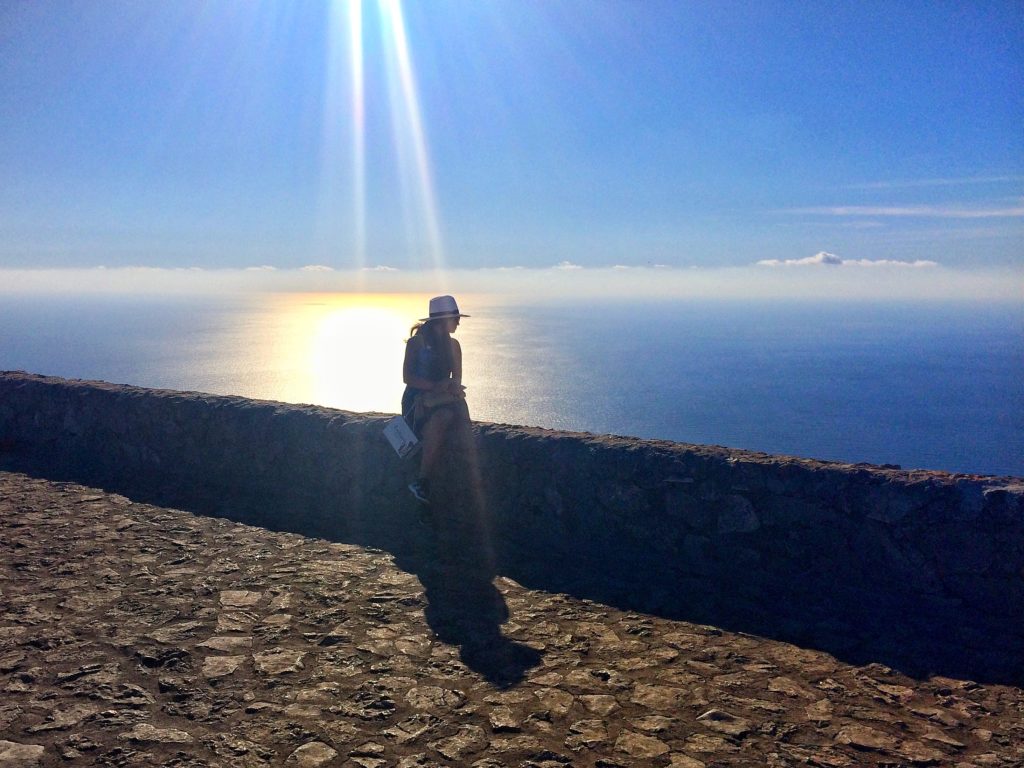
[1, 0, 1022, 279]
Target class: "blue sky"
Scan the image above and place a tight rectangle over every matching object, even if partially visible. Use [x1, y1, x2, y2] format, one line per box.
[1, 0, 1021, 273]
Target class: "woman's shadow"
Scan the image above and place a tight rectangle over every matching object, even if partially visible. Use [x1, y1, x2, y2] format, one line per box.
[394, 425, 542, 689]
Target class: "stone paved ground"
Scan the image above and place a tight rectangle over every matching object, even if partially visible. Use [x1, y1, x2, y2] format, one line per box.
[1, 471, 1022, 768]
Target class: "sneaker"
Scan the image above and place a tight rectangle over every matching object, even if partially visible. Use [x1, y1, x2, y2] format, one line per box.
[408, 478, 430, 505]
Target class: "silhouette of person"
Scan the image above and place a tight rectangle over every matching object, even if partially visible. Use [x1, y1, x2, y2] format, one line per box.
[402, 295, 470, 505]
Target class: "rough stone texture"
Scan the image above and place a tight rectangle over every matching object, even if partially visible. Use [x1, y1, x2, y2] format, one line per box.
[2, 473, 1024, 767]
[285, 741, 338, 766]
[0, 741, 45, 768]
[201, 655, 244, 678]
[118, 723, 194, 744]
[0, 371, 1023, 687]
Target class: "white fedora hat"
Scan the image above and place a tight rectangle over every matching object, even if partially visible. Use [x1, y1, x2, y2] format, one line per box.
[420, 295, 470, 321]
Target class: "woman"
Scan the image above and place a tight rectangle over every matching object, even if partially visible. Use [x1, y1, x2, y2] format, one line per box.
[402, 295, 470, 504]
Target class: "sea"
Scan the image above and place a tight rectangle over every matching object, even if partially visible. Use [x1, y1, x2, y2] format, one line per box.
[1, 292, 1021, 477]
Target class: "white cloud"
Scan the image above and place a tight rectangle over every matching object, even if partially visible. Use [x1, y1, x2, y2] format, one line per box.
[845, 259, 938, 267]
[787, 202, 1024, 219]
[845, 175, 1024, 190]
[757, 251, 938, 268]
[363, 265, 398, 272]
[757, 251, 842, 267]
[300, 264, 334, 272]
[840, 221, 886, 229]
[553, 260, 583, 270]
[245, 265, 277, 271]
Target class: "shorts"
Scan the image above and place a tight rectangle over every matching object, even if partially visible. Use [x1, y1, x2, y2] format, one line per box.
[401, 386, 468, 438]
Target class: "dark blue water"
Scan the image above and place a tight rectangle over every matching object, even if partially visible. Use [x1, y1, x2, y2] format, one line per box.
[481, 300, 1023, 476]
[1, 293, 1021, 476]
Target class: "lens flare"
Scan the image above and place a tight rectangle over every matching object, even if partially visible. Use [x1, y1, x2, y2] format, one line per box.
[378, 0, 445, 276]
[320, 1, 445, 279]
[347, 0, 366, 274]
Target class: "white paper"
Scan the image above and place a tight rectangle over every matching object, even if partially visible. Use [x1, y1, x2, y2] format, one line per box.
[383, 415, 419, 459]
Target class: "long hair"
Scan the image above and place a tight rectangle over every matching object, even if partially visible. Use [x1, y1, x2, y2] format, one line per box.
[407, 318, 453, 377]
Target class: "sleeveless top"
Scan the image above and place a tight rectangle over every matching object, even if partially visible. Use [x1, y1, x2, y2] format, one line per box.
[401, 332, 450, 418]
[409, 334, 449, 382]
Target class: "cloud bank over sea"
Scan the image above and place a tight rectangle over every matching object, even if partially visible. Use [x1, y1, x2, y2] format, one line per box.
[1, 256, 1020, 303]
[756, 251, 939, 268]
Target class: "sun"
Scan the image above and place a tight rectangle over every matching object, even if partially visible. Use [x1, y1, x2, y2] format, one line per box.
[297, 293, 425, 412]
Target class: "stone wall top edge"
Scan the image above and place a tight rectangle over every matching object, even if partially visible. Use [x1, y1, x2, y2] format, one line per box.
[3, 370, 1020, 490]
[0, 370, 376, 422]
[478, 422, 1023, 492]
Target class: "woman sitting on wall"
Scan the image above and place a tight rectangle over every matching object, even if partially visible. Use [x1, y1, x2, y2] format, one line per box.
[402, 295, 470, 505]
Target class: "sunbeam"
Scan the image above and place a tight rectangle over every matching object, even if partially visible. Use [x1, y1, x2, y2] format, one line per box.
[379, 0, 445, 276]
[318, 1, 350, 271]
[347, 0, 366, 275]
[379, 8, 419, 268]
[319, 0, 444, 279]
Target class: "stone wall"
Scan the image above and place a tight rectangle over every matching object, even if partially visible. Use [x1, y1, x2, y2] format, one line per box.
[1, 371, 1022, 684]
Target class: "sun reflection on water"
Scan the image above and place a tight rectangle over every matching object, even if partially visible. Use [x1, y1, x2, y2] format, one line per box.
[205, 293, 554, 425]
[268, 293, 426, 413]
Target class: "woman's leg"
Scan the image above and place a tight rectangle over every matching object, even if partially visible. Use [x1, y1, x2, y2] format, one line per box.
[418, 407, 454, 481]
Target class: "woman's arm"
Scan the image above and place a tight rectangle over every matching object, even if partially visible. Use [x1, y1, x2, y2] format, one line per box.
[449, 338, 465, 396]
